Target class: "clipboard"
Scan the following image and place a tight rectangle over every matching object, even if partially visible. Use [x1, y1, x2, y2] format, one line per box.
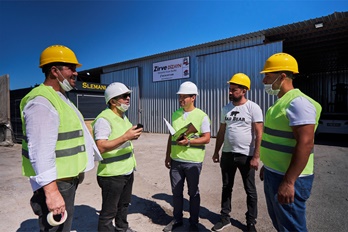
[163, 118, 198, 141]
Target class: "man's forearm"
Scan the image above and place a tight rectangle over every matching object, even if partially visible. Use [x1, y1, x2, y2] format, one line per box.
[253, 122, 263, 158]
[214, 130, 225, 153]
[284, 124, 315, 184]
[284, 144, 312, 184]
[166, 135, 172, 158]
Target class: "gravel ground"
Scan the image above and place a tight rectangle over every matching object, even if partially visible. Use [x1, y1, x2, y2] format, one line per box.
[0, 133, 347, 232]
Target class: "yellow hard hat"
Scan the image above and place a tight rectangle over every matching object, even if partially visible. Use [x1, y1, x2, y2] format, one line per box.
[260, 52, 299, 74]
[227, 73, 250, 90]
[39, 45, 82, 68]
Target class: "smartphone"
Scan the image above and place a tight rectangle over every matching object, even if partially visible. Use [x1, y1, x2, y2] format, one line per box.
[135, 123, 143, 129]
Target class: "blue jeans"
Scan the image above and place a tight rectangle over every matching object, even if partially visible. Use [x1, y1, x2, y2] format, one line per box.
[220, 152, 257, 224]
[97, 173, 134, 232]
[30, 177, 79, 232]
[170, 160, 202, 225]
[263, 168, 314, 232]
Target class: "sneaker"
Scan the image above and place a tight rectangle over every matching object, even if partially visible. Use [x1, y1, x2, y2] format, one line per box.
[163, 219, 183, 232]
[211, 218, 230, 231]
[189, 224, 199, 232]
[247, 223, 257, 232]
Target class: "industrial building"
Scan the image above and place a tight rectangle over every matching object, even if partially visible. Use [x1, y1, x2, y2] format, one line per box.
[10, 82, 107, 142]
[9, 11, 348, 140]
[77, 11, 348, 136]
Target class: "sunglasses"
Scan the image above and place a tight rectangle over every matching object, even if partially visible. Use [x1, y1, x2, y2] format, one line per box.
[119, 93, 131, 99]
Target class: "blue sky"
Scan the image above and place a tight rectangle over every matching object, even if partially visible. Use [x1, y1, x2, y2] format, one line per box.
[1, 0, 347, 90]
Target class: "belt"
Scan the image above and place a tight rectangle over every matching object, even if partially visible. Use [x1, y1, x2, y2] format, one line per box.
[57, 176, 78, 182]
[33, 177, 78, 194]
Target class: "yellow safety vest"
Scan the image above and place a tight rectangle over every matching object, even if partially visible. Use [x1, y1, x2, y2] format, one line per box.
[20, 84, 87, 179]
[92, 108, 136, 176]
[260, 89, 322, 175]
[171, 108, 209, 163]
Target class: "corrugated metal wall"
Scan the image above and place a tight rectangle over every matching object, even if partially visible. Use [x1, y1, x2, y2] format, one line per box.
[101, 67, 140, 125]
[100, 36, 283, 136]
[294, 70, 348, 114]
[198, 42, 282, 136]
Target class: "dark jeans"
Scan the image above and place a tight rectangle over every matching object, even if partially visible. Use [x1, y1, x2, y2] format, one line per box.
[97, 173, 134, 232]
[30, 178, 79, 232]
[220, 152, 257, 224]
[170, 160, 202, 225]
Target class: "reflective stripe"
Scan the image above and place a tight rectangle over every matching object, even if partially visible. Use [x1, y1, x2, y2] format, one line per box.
[23, 130, 83, 143]
[22, 149, 29, 159]
[22, 130, 84, 158]
[264, 127, 294, 139]
[101, 152, 133, 164]
[22, 145, 86, 158]
[261, 140, 294, 154]
[23, 129, 83, 143]
[261, 140, 314, 154]
[171, 141, 205, 150]
[58, 130, 83, 141]
[56, 145, 86, 157]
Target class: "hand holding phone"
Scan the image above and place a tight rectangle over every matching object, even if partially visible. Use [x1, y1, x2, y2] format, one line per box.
[135, 123, 143, 129]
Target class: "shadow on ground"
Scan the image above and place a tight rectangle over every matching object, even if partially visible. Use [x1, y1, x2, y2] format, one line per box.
[16, 195, 227, 232]
[129, 194, 172, 225]
[72, 205, 99, 231]
[17, 218, 37, 232]
[17, 205, 98, 232]
[151, 193, 246, 231]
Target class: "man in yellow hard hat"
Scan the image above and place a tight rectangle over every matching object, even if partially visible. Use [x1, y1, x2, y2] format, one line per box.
[20, 45, 102, 231]
[211, 73, 263, 232]
[164, 81, 211, 232]
[92, 82, 143, 232]
[259, 53, 322, 231]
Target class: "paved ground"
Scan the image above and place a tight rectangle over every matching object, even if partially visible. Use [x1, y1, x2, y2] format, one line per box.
[0, 133, 347, 232]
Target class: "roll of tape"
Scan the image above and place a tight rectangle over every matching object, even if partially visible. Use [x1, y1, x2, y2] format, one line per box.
[47, 210, 68, 226]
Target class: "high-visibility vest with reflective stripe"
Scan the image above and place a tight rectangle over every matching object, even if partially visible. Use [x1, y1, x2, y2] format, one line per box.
[20, 84, 87, 179]
[260, 89, 322, 175]
[171, 108, 208, 163]
[92, 108, 136, 176]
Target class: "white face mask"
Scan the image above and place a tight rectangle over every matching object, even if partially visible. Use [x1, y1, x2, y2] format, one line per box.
[264, 75, 281, 95]
[117, 103, 130, 112]
[57, 70, 74, 92]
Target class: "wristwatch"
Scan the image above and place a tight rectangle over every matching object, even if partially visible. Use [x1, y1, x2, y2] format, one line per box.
[187, 139, 190, 147]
